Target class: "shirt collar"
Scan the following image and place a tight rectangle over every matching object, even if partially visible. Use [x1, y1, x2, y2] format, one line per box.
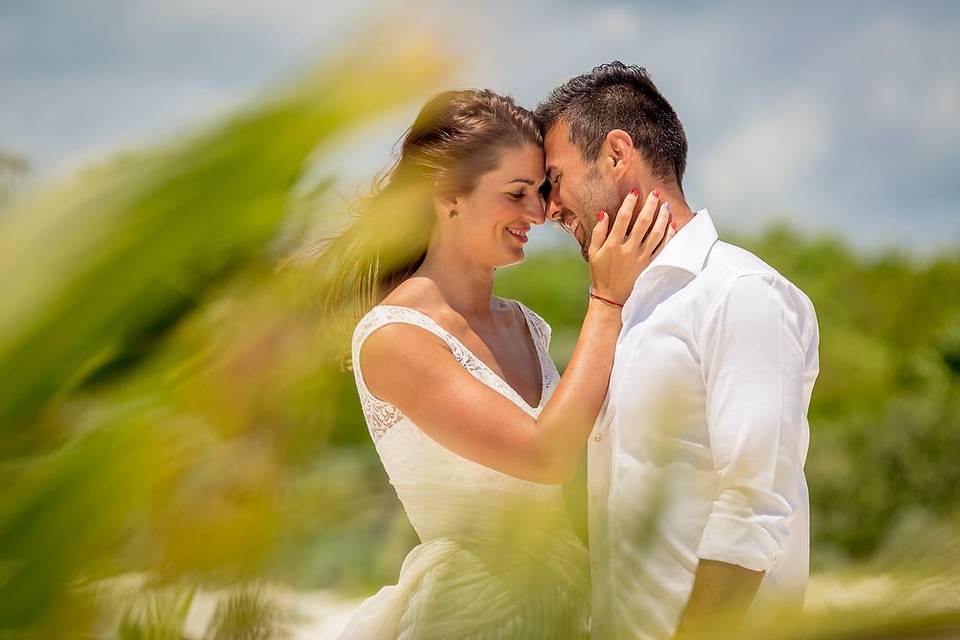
[640, 207, 718, 277]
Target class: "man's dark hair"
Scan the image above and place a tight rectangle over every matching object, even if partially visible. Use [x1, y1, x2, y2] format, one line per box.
[535, 61, 688, 190]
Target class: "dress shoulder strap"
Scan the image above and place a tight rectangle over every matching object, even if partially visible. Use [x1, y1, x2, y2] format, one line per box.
[350, 305, 458, 441]
[512, 299, 553, 353]
[352, 305, 455, 360]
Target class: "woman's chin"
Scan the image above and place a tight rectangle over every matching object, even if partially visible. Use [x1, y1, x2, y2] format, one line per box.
[496, 249, 525, 268]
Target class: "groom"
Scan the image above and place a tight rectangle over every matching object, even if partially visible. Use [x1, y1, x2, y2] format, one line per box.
[535, 63, 820, 639]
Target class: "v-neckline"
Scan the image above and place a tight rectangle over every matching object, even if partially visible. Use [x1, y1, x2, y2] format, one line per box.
[378, 303, 547, 411]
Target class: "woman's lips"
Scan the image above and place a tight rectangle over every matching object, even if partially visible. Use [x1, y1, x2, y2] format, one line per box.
[506, 228, 529, 244]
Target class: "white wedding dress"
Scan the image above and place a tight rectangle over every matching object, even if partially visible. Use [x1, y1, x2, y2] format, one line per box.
[338, 301, 591, 639]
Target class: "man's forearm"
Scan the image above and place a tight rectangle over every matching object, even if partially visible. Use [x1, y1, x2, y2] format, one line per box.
[674, 559, 764, 638]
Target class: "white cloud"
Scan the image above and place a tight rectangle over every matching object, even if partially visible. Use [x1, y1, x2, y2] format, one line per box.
[129, 0, 373, 32]
[699, 98, 828, 225]
[0, 19, 14, 51]
[3, 0, 958, 251]
[586, 4, 642, 41]
[855, 15, 960, 149]
[924, 77, 960, 139]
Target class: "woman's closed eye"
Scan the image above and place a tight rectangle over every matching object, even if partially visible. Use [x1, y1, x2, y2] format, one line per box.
[507, 191, 526, 200]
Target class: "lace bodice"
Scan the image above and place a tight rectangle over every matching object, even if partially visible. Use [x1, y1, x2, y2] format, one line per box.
[350, 300, 566, 541]
[351, 301, 560, 442]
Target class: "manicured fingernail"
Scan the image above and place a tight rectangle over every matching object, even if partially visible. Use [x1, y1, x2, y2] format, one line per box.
[671, 222, 677, 231]
[653, 189, 660, 198]
[629, 188, 639, 197]
[598, 210, 606, 221]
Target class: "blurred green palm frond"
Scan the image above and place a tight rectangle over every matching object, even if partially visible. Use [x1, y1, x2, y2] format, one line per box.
[202, 584, 289, 640]
[115, 584, 197, 640]
[0, 21, 450, 637]
[0, 25, 447, 438]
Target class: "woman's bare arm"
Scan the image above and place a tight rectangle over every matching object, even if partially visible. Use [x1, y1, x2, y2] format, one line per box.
[360, 190, 674, 483]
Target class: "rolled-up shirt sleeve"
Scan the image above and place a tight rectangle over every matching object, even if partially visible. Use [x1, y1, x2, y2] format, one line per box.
[696, 273, 813, 573]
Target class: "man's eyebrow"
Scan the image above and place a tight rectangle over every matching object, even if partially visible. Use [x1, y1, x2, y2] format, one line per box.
[504, 178, 536, 185]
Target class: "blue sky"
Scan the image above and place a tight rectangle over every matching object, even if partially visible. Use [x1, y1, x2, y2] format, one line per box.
[2, 0, 958, 252]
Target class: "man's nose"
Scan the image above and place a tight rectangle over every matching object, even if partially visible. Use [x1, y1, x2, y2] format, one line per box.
[545, 195, 562, 222]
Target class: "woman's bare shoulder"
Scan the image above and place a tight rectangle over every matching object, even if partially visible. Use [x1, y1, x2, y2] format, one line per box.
[381, 277, 443, 312]
[381, 278, 466, 333]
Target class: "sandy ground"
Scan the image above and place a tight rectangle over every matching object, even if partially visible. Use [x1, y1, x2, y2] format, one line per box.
[101, 571, 958, 639]
[181, 585, 360, 639]
[86, 574, 361, 639]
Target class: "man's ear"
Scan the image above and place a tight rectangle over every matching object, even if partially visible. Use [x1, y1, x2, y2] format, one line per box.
[602, 129, 635, 177]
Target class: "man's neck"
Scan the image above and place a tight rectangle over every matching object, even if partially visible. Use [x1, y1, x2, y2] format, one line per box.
[623, 166, 696, 232]
[657, 186, 696, 232]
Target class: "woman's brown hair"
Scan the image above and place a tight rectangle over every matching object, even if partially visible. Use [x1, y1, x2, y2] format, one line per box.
[301, 89, 542, 329]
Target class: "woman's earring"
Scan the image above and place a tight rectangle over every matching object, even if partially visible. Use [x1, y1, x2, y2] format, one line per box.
[448, 209, 459, 219]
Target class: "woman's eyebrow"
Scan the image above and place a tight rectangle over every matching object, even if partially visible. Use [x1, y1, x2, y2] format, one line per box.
[504, 178, 536, 185]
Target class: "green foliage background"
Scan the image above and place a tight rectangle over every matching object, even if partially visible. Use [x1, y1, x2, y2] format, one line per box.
[0, 25, 957, 638]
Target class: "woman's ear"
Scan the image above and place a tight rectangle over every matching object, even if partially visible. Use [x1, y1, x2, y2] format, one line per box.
[435, 193, 460, 219]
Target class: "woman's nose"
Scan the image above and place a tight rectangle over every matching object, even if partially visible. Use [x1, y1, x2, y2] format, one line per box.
[527, 198, 546, 225]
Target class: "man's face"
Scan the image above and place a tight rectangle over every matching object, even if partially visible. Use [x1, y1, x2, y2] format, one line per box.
[543, 120, 622, 260]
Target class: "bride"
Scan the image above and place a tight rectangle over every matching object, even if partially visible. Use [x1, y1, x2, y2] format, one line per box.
[320, 89, 673, 639]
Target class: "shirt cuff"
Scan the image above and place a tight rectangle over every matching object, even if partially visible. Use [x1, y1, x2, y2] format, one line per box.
[696, 512, 783, 573]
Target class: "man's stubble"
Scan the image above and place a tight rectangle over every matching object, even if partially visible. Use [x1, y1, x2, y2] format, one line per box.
[575, 164, 623, 261]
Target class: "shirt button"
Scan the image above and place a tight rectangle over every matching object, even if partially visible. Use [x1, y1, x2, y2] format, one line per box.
[594, 432, 603, 441]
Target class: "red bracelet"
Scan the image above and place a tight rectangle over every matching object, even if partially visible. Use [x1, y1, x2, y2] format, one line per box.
[589, 290, 625, 308]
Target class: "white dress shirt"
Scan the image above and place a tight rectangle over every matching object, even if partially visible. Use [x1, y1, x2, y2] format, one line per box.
[588, 209, 820, 639]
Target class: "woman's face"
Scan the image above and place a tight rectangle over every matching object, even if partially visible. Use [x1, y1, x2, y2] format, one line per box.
[446, 144, 547, 268]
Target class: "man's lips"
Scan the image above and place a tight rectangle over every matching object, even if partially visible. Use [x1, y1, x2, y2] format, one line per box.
[564, 217, 586, 247]
[560, 215, 590, 259]
[560, 211, 585, 239]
